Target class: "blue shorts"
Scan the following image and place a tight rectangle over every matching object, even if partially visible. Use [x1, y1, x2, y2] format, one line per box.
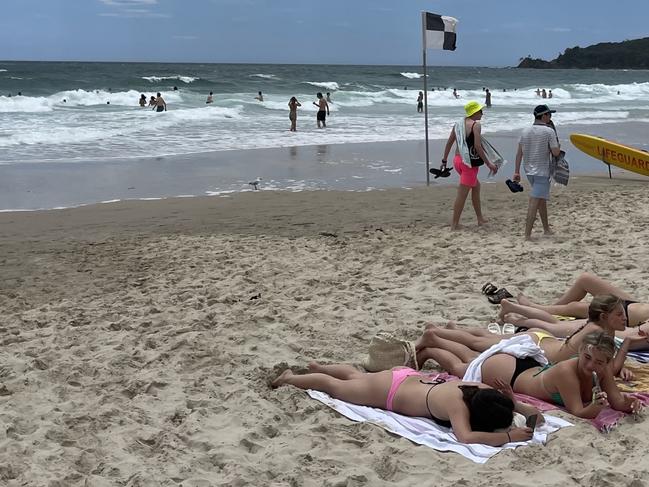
[526, 174, 551, 200]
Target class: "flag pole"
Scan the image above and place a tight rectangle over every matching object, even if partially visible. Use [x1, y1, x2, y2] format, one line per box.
[421, 11, 430, 186]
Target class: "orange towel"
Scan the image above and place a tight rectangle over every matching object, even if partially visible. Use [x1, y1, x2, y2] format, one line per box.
[617, 362, 649, 392]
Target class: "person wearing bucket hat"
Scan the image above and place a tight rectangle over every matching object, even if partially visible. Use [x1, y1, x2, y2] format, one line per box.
[513, 105, 562, 240]
[440, 100, 500, 230]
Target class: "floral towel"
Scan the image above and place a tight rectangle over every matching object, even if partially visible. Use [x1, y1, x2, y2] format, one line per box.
[514, 392, 649, 432]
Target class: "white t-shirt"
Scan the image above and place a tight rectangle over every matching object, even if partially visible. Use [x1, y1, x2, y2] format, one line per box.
[519, 124, 559, 177]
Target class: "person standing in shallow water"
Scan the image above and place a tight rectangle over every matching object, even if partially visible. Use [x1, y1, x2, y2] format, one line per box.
[139, 94, 146, 107]
[441, 101, 499, 230]
[153, 92, 166, 112]
[313, 92, 329, 128]
[485, 89, 492, 108]
[288, 96, 301, 132]
[417, 91, 424, 113]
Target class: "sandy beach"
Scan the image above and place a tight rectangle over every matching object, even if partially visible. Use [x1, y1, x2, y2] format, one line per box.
[1, 175, 649, 486]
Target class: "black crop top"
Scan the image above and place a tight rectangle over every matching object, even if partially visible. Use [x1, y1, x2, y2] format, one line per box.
[466, 122, 485, 167]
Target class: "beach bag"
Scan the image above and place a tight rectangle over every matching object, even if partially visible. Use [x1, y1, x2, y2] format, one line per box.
[363, 332, 418, 372]
[551, 150, 569, 186]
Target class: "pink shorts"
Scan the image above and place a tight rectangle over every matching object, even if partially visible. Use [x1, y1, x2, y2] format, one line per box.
[386, 367, 421, 411]
[453, 154, 480, 187]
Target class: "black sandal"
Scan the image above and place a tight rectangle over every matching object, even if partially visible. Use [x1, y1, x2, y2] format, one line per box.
[487, 287, 514, 305]
[481, 282, 498, 295]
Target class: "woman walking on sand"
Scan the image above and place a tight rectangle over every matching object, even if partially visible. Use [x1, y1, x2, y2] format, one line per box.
[440, 101, 500, 230]
[288, 96, 301, 132]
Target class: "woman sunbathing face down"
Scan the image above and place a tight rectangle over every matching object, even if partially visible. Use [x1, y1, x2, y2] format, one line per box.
[416, 295, 629, 369]
[513, 272, 649, 327]
[425, 331, 643, 419]
[500, 295, 647, 379]
[491, 332, 642, 419]
[273, 362, 536, 446]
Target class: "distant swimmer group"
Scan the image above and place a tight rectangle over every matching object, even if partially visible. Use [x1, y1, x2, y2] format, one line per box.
[137, 93, 166, 111]
[535, 88, 553, 99]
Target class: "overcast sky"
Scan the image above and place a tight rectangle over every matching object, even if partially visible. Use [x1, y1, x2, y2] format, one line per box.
[1, 0, 647, 66]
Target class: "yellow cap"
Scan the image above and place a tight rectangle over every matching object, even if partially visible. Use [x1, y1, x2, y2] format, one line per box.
[464, 101, 484, 117]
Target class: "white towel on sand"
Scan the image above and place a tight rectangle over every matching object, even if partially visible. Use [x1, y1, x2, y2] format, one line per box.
[307, 390, 572, 464]
[462, 334, 548, 383]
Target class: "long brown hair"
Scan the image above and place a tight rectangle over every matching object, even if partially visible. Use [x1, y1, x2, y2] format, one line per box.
[564, 294, 622, 346]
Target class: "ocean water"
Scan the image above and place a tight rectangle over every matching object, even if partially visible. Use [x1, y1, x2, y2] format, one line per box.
[2, 62, 649, 165]
[1, 62, 649, 210]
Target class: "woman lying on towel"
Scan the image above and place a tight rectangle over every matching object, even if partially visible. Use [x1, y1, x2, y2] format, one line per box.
[512, 272, 649, 327]
[419, 331, 642, 419]
[416, 295, 636, 377]
[273, 362, 538, 446]
[499, 298, 649, 352]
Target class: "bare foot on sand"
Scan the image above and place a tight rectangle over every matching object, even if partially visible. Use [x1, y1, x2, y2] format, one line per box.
[478, 218, 488, 226]
[499, 299, 515, 320]
[517, 293, 532, 307]
[445, 320, 458, 329]
[272, 369, 294, 388]
[307, 362, 323, 372]
[424, 321, 439, 330]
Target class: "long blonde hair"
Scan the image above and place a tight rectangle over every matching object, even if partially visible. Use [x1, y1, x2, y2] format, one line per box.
[579, 331, 616, 361]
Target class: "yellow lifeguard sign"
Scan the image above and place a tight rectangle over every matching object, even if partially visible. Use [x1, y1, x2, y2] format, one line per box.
[570, 133, 649, 177]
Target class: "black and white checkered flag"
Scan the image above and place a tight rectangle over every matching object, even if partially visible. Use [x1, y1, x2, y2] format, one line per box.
[422, 12, 458, 51]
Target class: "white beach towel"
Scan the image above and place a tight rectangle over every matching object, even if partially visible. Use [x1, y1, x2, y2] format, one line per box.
[307, 390, 572, 464]
[454, 120, 505, 170]
[462, 334, 548, 383]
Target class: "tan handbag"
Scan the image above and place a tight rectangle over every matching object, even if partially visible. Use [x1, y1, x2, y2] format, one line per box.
[363, 332, 419, 372]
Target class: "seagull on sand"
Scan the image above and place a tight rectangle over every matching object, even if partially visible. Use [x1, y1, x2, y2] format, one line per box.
[248, 177, 262, 190]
